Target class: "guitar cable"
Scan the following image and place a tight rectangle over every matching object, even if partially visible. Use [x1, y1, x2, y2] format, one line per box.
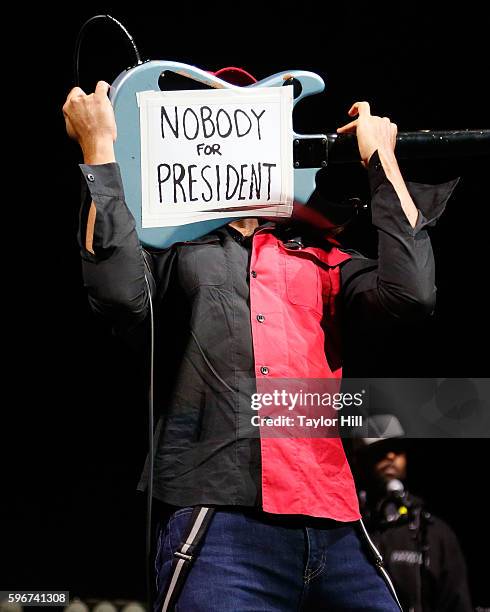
[143, 271, 155, 612]
[74, 14, 143, 86]
[73, 15, 155, 610]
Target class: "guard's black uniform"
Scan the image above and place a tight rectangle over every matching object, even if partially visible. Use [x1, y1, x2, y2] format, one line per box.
[365, 493, 472, 612]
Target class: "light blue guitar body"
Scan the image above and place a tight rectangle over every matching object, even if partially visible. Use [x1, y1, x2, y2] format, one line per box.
[110, 60, 326, 248]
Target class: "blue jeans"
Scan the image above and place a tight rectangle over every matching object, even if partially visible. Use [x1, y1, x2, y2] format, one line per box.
[154, 506, 400, 611]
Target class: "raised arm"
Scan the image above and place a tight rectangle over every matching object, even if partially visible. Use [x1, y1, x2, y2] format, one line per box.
[63, 81, 154, 335]
[337, 102, 459, 321]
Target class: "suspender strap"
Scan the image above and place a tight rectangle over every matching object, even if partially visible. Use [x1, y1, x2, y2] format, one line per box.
[161, 506, 216, 612]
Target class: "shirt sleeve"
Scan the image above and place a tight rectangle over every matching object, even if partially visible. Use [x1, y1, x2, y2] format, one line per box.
[78, 162, 154, 337]
[340, 150, 460, 322]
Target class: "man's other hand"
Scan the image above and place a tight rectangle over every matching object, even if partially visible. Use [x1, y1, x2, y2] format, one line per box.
[337, 101, 397, 167]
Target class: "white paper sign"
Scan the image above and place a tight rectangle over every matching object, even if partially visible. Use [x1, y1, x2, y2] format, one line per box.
[138, 87, 294, 227]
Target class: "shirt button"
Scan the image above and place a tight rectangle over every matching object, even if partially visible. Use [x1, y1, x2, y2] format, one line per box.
[257, 314, 265, 323]
[87, 173, 95, 182]
[251, 270, 257, 278]
[260, 366, 269, 375]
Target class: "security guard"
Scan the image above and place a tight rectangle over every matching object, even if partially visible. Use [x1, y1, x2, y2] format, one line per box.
[354, 415, 473, 612]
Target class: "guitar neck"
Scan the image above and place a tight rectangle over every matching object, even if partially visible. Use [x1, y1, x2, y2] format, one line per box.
[326, 129, 490, 163]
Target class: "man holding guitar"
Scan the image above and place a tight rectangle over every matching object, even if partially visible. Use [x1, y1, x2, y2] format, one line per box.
[63, 69, 457, 611]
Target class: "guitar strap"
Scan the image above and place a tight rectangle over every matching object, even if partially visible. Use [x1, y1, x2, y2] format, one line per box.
[160, 506, 216, 612]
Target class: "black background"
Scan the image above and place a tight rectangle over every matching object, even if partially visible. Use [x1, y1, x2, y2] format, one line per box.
[4, 3, 489, 608]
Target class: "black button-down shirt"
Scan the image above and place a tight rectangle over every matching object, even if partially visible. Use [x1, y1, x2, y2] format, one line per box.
[77, 152, 458, 512]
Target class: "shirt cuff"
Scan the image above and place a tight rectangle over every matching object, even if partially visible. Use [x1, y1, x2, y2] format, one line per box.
[79, 162, 125, 199]
[404, 177, 460, 230]
[367, 150, 386, 194]
[368, 150, 460, 233]
[77, 162, 128, 261]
